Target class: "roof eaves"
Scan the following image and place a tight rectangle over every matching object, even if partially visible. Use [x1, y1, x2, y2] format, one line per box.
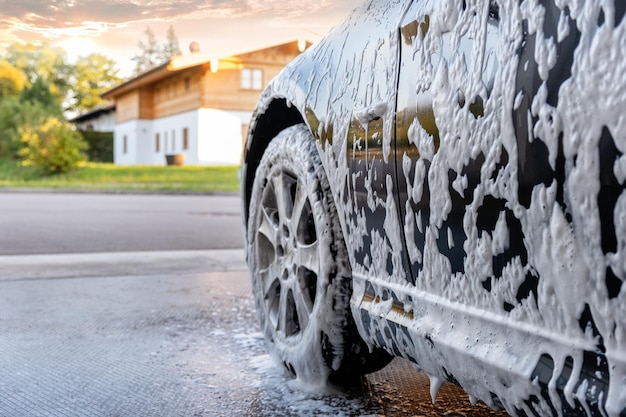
[101, 61, 171, 99]
[101, 39, 313, 100]
[69, 102, 116, 123]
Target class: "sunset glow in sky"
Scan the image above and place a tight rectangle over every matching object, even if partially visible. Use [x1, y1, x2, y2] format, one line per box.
[0, 0, 363, 76]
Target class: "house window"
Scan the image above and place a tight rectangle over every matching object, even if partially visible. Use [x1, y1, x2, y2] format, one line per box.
[241, 68, 263, 90]
[183, 128, 189, 150]
[184, 77, 191, 92]
[123, 135, 128, 154]
[172, 130, 176, 152]
[164, 131, 168, 153]
[155, 133, 160, 153]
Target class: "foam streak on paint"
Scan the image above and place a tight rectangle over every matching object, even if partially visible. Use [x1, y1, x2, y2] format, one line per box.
[246, 0, 626, 414]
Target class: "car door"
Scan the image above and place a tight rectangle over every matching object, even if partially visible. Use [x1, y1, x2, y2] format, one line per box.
[395, 0, 505, 290]
[319, 0, 414, 289]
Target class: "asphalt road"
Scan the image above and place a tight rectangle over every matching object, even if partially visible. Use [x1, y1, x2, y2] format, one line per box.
[0, 192, 244, 255]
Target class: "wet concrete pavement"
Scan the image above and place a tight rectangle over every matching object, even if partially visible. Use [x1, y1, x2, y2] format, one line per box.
[0, 251, 253, 417]
[0, 250, 510, 417]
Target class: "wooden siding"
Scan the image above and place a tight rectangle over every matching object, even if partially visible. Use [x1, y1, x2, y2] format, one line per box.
[111, 41, 306, 122]
[115, 88, 154, 122]
[138, 87, 154, 119]
[153, 68, 203, 119]
[200, 64, 262, 111]
[236, 42, 305, 66]
[198, 43, 305, 111]
[115, 91, 140, 123]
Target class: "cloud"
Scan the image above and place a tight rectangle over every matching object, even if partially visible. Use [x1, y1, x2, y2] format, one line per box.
[0, 0, 359, 48]
[0, 0, 361, 76]
[0, 0, 345, 27]
[0, 1, 144, 26]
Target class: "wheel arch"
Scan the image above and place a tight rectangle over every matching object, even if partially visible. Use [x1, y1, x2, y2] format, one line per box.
[242, 98, 306, 225]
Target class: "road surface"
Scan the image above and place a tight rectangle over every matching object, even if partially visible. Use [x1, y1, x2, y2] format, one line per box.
[0, 192, 244, 255]
[0, 192, 509, 416]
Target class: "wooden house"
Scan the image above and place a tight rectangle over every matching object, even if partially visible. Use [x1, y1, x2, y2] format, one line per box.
[101, 40, 309, 166]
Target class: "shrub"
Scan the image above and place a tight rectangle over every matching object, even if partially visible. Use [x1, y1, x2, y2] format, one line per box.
[18, 116, 87, 174]
[0, 97, 21, 157]
[0, 60, 25, 99]
[0, 98, 55, 158]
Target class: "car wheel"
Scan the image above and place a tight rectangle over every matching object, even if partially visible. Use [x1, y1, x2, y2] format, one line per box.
[247, 124, 390, 385]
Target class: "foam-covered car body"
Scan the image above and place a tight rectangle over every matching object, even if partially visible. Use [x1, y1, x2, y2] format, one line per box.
[242, 0, 626, 415]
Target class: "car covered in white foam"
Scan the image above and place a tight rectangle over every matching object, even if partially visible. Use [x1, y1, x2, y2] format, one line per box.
[241, 0, 626, 415]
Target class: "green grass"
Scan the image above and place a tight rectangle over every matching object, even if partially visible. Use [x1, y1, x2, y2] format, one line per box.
[0, 158, 241, 193]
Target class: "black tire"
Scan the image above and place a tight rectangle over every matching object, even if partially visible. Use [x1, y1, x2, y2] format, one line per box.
[246, 124, 391, 384]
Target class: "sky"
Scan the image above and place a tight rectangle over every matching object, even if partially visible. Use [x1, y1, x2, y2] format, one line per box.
[0, 0, 363, 77]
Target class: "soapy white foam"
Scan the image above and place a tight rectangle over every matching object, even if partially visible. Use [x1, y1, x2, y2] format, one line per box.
[247, 0, 626, 415]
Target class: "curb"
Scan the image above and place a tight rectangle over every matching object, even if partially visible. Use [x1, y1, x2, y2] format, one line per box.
[0, 187, 241, 196]
[0, 249, 248, 281]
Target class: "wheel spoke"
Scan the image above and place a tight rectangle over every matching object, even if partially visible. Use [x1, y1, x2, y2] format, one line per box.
[255, 207, 280, 271]
[297, 241, 320, 275]
[294, 284, 312, 331]
[260, 262, 281, 299]
[258, 206, 278, 246]
[260, 179, 279, 226]
[272, 174, 289, 226]
[259, 267, 281, 329]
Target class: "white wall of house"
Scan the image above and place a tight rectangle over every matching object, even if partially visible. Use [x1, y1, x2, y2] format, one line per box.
[113, 109, 243, 166]
[150, 111, 197, 165]
[197, 109, 242, 165]
[75, 111, 116, 132]
[93, 111, 116, 132]
[228, 110, 254, 144]
[113, 120, 153, 165]
[228, 110, 253, 127]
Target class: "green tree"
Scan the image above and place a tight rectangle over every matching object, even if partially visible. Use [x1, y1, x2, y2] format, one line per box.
[20, 77, 62, 114]
[17, 116, 87, 174]
[5, 43, 70, 105]
[0, 97, 23, 156]
[0, 43, 96, 172]
[71, 53, 122, 113]
[132, 25, 182, 75]
[161, 25, 182, 62]
[132, 26, 161, 75]
[0, 60, 26, 98]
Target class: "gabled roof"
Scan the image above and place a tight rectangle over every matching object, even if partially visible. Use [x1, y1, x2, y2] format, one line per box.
[101, 40, 309, 100]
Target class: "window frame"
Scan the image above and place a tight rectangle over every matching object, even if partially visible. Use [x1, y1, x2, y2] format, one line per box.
[241, 68, 263, 90]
